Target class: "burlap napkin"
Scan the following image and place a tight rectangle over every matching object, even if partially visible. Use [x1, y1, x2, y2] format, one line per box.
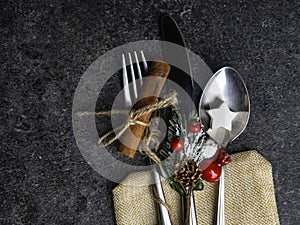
[113, 150, 280, 225]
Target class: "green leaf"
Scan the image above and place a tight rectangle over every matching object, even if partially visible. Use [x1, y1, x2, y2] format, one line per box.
[193, 181, 204, 191]
[169, 179, 185, 196]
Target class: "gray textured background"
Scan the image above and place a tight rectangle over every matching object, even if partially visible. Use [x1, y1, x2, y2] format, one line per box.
[1, 0, 299, 224]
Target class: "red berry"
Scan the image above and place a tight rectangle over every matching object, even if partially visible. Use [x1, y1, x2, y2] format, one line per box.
[188, 119, 201, 133]
[171, 137, 184, 152]
[201, 162, 222, 182]
[199, 149, 232, 182]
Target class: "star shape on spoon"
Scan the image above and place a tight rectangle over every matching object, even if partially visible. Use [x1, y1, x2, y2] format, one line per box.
[206, 103, 238, 131]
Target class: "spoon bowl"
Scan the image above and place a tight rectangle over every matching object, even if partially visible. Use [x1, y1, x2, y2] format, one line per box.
[199, 67, 250, 147]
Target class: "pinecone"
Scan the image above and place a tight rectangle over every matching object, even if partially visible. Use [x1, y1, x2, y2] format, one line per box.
[174, 159, 202, 188]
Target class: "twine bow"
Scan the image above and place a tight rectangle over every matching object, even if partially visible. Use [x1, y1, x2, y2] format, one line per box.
[76, 92, 178, 148]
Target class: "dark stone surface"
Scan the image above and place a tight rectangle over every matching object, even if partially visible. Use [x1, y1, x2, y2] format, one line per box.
[1, 0, 299, 224]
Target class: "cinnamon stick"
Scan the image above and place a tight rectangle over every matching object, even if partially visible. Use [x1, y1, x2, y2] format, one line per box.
[118, 61, 171, 158]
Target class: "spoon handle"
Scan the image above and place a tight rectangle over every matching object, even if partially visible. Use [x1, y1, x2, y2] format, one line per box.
[216, 166, 225, 225]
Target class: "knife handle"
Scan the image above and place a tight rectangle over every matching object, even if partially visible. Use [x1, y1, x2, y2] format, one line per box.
[117, 61, 171, 158]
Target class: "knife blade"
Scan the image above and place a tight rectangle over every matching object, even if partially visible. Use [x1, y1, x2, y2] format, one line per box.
[160, 14, 194, 104]
[160, 14, 197, 225]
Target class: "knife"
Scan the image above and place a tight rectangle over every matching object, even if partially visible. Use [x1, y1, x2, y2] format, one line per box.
[160, 14, 198, 225]
[160, 15, 195, 106]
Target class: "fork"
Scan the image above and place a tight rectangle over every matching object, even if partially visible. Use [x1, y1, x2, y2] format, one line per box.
[122, 51, 172, 225]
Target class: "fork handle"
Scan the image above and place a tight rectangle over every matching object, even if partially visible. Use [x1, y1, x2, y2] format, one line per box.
[118, 61, 171, 158]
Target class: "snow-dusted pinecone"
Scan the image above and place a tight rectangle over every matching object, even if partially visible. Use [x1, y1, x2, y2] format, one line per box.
[174, 159, 202, 188]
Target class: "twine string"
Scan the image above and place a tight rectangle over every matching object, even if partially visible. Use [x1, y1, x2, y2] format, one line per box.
[76, 92, 178, 148]
[139, 137, 161, 164]
[140, 121, 174, 212]
[152, 184, 172, 213]
[138, 119, 162, 163]
[76, 109, 129, 116]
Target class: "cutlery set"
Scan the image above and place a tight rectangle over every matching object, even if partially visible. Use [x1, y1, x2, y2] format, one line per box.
[116, 15, 250, 225]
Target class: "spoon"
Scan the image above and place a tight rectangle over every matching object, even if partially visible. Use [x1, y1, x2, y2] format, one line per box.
[198, 67, 250, 225]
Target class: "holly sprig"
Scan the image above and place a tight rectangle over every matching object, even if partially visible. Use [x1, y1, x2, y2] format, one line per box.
[155, 110, 207, 195]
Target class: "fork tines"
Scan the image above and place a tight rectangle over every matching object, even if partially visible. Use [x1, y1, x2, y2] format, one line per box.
[122, 51, 147, 107]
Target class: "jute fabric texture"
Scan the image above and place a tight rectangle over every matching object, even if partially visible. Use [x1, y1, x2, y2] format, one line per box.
[113, 150, 280, 225]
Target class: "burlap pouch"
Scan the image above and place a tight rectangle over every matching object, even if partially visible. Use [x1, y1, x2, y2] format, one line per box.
[113, 150, 280, 225]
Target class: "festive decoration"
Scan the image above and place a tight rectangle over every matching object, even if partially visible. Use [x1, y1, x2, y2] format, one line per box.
[171, 137, 184, 152]
[163, 111, 209, 163]
[155, 110, 231, 196]
[174, 159, 202, 188]
[207, 102, 238, 131]
[200, 149, 232, 182]
[188, 118, 202, 133]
